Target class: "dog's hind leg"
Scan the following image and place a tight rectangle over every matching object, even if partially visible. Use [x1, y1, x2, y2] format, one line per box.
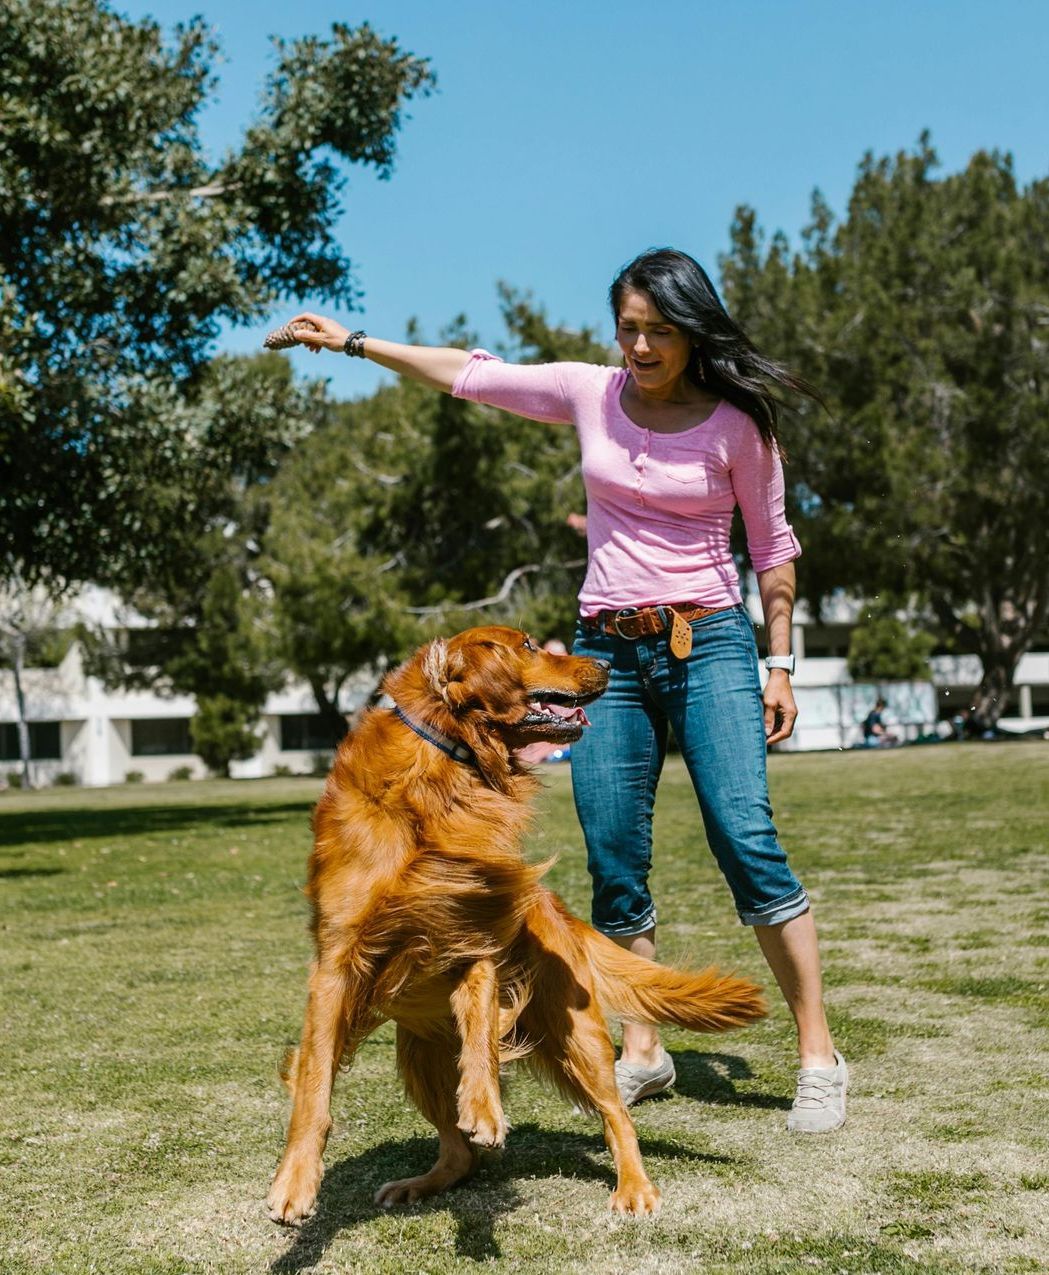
[375, 1025, 478, 1207]
[267, 962, 354, 1225]
[450, 958, 507, 1147]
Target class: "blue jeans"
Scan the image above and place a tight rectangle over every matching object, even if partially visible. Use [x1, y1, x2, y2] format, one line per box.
[570, 605, 809, 934]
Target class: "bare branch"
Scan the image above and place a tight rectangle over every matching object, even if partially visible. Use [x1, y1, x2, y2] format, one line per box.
[405, 560, 585, 616]
[99, 182, 239, 207]
[351, 458, 403, 486]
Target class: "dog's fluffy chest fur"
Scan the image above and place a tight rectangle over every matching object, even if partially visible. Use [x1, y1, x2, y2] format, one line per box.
[306, 736, 545, 1004]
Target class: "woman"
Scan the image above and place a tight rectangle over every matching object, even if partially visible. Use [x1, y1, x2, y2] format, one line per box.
[285, 247, 846, 1133]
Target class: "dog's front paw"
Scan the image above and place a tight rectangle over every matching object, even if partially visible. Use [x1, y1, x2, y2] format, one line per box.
[609, 1177, 661, 1216]
[267, 1156, 323, 1225]
[457, 1099, 508, 1148]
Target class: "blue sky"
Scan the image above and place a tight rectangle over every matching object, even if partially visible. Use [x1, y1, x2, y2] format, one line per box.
[121, 0, 1049, 399]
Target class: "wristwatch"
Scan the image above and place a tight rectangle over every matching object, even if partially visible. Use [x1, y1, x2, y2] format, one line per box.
[764, 654, 796, 675]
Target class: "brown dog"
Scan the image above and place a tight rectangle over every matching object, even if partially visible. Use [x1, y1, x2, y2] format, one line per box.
[267, 626, 765, 1221]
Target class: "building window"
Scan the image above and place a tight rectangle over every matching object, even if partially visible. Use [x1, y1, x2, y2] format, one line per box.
[0, 721, 61, 761]
[1030, 685, 1049, 716]
[130, 718, 193, 756]
[801, 625, 853, 659]
[280, 714, 337, 751]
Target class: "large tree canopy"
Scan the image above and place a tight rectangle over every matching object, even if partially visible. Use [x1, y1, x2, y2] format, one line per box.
[721, 136, 1049, 721]
[0, 0, 433, 593]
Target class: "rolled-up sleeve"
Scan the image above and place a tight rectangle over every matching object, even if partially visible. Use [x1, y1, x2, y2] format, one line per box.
[451, 350, 575, 425]
[730, 418, 802, 572]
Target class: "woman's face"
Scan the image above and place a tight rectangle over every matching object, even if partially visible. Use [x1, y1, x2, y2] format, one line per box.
[616, 287, 694, 396]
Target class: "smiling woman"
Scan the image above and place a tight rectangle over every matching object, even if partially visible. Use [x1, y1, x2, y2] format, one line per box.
[610, 248, 819, 447]
[616, 290, 698, 396]
[274, 246, 844, 1135]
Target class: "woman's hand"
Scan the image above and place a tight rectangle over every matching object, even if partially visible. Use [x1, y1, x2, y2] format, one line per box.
[763, 670, 798, 745]
[276, 322, 470, 392]
[287, 312, 351, 354]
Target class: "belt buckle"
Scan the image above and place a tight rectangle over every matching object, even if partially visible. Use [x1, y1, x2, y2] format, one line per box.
[612, 607, 641, 639]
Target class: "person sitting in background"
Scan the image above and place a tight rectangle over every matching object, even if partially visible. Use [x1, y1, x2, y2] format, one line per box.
[862, 697, 899, 747]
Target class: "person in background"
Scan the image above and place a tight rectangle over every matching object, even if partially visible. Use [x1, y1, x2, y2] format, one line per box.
[862, 697, 900, 747]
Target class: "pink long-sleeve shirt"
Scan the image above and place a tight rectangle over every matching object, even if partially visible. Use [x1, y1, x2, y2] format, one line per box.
[451, 352, 801, 615]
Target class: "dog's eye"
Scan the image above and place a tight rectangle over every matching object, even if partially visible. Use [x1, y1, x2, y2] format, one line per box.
[522, 636, 539, 652]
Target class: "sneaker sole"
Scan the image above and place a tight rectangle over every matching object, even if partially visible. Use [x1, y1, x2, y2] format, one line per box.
[616, 1065, 677, 1107]
[626, 1075, 675, 1106]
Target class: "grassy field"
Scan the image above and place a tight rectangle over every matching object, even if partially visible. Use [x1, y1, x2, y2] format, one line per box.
[2, 742, 1048, 1274]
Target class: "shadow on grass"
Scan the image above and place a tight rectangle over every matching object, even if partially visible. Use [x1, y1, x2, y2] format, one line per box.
[0, 865, 67, 879]
[0, 801, 314, 848]
[671, 1050, 792, 1110]
[270, 1122, 732, 1270]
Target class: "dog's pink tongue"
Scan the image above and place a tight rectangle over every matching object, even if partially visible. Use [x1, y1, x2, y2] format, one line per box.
[540, 701, 591, 726]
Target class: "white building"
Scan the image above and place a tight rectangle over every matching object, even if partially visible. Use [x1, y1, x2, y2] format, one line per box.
[754, 595, 1049, 751]
[0, 588, 375, 788]
[2, 588, 1046, 787]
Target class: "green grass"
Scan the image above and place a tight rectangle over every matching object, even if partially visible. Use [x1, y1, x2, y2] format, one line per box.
[2, 744, 1048, 1274]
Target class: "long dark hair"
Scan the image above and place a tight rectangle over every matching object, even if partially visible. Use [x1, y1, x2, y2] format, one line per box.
[610, 247, 820, 450]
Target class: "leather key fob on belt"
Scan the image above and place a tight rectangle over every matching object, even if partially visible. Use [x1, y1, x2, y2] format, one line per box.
[669, 610, 693, 659]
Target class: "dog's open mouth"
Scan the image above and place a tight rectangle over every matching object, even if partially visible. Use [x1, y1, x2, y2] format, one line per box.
[521, 690, 595, 730]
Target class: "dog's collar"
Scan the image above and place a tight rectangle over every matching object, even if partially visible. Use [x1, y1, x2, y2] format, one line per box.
[392, 704, 476, 767]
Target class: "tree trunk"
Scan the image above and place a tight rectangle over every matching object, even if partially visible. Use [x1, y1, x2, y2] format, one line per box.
[307, 676, 351, 747]
[12, 633, 33, 790]
[930, 582, 1041, 732]
[970, 649, 1020, 729]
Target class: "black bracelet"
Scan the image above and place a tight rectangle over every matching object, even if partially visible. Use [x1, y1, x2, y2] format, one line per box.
[343, 330, 367, 358]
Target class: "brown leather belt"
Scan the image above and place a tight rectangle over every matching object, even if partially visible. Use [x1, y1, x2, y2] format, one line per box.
[582, 602, 733, 640]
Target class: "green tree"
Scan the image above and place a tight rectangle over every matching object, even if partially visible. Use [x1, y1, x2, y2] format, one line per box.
[0, 0, 433, 595]
[721, 136, 1049, 723]
[260, 383, 423, 741]
[846, 602, 935, 682]
[167, 561, 282, 777]
[189, 695, 264, 779]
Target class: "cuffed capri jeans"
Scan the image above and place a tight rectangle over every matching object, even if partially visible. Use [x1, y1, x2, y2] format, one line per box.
[570, 605, 809, 936]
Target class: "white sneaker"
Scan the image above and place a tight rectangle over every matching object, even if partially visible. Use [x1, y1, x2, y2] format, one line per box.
[614, 1049, 676, 1107]
[787, 1050, 848, 1133]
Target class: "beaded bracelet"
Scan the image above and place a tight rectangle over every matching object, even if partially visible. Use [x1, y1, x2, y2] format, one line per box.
[343, 330, 367, 358]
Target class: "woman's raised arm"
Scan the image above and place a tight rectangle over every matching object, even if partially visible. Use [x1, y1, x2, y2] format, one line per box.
[286, 312, 470, 394]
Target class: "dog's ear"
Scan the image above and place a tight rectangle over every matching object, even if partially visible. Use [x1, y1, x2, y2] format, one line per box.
[422, 639, 466, 706]
[441, 640, 521, 716]
[433, 635, 517, 792]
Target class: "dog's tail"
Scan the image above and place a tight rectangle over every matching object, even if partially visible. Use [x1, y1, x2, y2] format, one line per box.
[584, 928, 766, 1032]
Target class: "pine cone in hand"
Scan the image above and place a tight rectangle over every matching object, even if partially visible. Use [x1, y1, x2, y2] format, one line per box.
[263, 320, 320, 350]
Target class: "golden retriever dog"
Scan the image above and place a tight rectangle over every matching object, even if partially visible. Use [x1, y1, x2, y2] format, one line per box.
[267, 626, 765, 1222]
